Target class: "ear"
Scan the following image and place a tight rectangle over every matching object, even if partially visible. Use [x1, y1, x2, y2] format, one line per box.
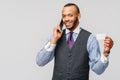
[77, 13, 81, 20]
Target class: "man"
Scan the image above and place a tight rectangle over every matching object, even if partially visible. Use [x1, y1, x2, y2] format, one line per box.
[36, 3, 114, 80]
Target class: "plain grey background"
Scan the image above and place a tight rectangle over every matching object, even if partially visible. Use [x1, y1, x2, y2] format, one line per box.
[0, 0, 119, 80]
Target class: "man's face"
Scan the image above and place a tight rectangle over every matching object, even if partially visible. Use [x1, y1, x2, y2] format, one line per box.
[62, 6, 80, 31]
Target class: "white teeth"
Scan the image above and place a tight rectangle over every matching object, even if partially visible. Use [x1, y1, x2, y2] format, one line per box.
[66, 22, 71, 24]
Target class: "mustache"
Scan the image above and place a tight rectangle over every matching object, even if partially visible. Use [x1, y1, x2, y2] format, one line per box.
[64, 17, 79, 23]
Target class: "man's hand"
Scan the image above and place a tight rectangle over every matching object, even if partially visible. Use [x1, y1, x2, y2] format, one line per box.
[50, 25, 63, 44]
[104, 36, 114, 57]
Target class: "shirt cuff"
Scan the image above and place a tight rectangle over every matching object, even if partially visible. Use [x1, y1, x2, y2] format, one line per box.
[100, 54, 109, 63]
[44, 42, 56, 51]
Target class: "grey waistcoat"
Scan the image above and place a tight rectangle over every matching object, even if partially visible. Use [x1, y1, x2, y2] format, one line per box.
[52, 29, 91, 80]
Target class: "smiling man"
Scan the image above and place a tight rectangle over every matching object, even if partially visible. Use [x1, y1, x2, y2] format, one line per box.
[36, 3, 114, 80]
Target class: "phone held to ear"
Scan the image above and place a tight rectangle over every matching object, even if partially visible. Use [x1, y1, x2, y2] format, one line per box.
[59, 19, 63, 30]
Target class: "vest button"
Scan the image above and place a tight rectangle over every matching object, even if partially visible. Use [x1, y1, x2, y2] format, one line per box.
[67, 72, 70, 75]
[68, 54, 72, 57]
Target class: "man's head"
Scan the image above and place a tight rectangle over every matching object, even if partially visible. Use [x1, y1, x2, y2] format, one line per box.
[62, 3, 81, 31]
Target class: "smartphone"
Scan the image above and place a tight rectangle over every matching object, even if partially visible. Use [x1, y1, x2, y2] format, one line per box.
[59, 19, 63, 30]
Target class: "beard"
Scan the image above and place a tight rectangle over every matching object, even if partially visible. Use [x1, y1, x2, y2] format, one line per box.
[73, 17, 79, 27]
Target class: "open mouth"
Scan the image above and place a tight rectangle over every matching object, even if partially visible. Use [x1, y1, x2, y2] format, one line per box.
[65, 22, 73, 27]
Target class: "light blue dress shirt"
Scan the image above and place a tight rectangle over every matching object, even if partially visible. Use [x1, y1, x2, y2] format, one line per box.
[36, 26, 109, 75]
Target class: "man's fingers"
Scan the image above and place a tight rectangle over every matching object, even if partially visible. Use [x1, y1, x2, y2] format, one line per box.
[104, 36, 114, 49]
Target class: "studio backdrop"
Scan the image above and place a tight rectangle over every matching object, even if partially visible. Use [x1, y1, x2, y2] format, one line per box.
[0, 0, 119, 80]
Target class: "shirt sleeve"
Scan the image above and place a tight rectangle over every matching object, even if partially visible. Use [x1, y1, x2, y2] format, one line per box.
[36, 35, 56, 67]
[87, 34, 109, 75]
[101, 52, 109, 63]
[44, 42, 56, 51]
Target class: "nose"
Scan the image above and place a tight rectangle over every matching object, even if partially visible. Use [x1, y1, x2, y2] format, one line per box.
[64, 16, 69, 22]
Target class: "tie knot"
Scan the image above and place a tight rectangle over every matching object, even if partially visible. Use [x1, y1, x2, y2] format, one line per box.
[69, 32, 73, 40]
[70, 31, 73, 35]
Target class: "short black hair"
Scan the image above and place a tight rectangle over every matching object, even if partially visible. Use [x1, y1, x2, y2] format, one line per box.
[64, 3, 80, 14]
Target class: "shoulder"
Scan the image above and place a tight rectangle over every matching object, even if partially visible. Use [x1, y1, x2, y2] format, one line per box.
[80, 28, 92, 35]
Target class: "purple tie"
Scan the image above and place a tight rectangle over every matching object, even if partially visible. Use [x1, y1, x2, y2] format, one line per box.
[67, 32, 74, 48]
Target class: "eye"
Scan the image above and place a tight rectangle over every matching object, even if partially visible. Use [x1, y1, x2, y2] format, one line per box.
[62, 15, 65, 18]
[68, 14, 73, 17]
